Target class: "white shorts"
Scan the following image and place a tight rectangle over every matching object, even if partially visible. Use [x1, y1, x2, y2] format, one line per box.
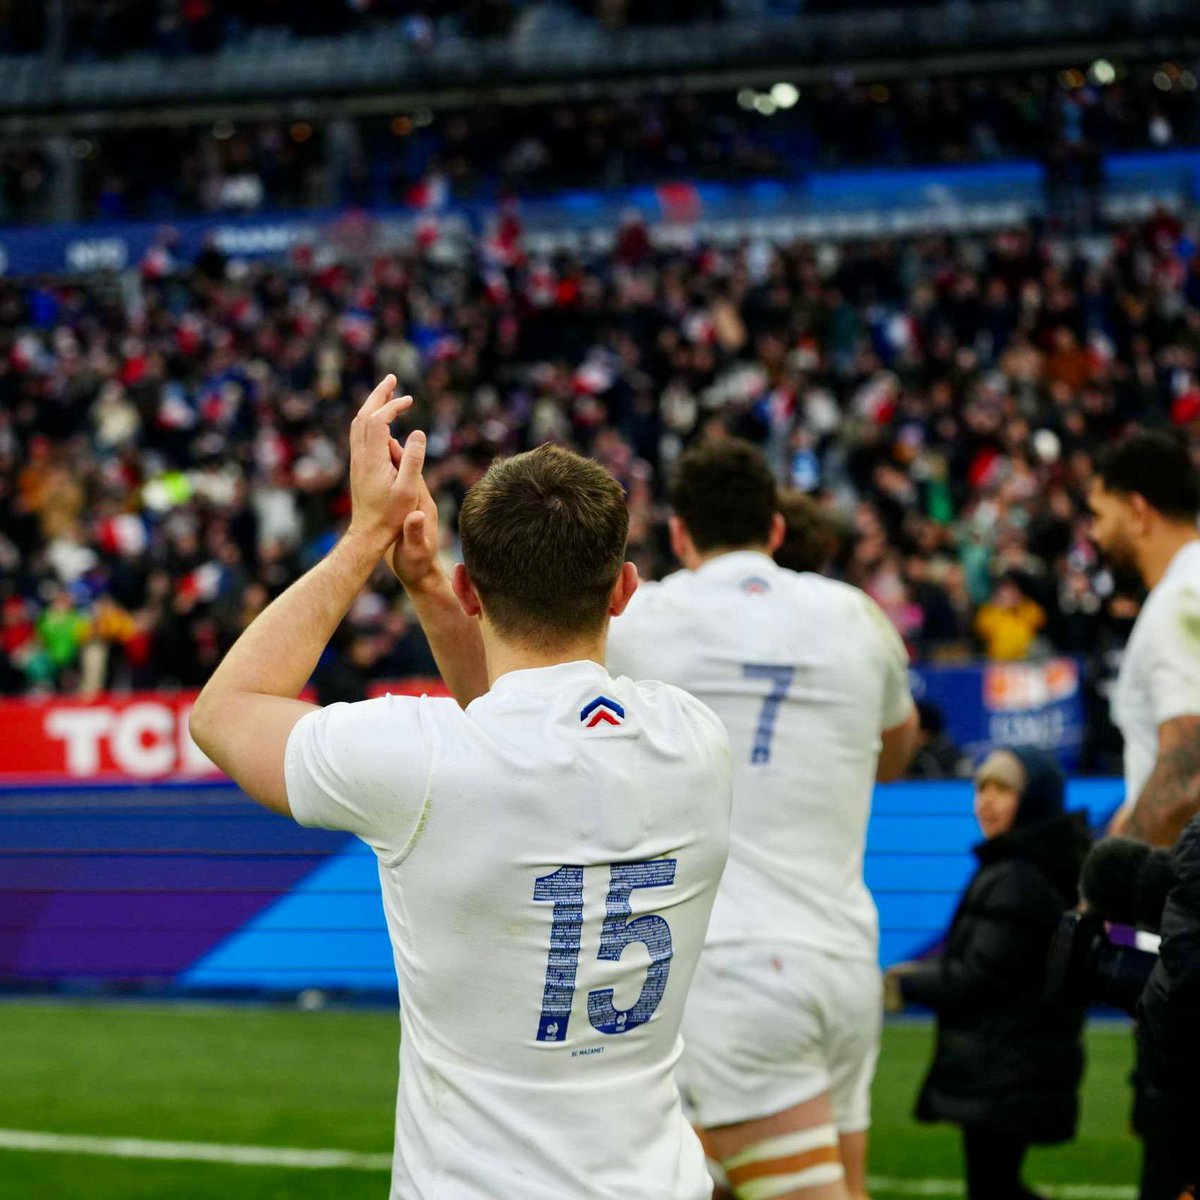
[678, 943, 882, 1133]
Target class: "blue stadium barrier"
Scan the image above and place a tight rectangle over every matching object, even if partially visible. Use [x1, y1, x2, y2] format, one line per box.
[0, 777, 1124, 995]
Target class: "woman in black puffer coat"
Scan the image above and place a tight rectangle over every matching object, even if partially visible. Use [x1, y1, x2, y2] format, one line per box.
[884, 747, 1091, 1200]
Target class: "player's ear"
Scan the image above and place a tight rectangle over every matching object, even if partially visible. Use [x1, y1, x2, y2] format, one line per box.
[452, 563, 483, 619]
[608, 562, 639, 618]
[1129, 492, 1153, 537]
[767, 511, 786, 555]
[668, 515, 693, 564]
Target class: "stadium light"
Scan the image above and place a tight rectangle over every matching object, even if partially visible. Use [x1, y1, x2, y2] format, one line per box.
[1089, 59, 1116, 86]
[753, 94, 778, 116]
[769, 83, 800, 110]
[736, 88, 757, 111]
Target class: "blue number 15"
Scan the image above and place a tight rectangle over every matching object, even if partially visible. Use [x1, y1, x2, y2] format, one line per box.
[533, 860, 676, 1044]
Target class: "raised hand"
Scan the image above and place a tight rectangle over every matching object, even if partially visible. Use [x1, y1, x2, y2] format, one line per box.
[346, 374, 418, 552]
[388, 428, 442, 593]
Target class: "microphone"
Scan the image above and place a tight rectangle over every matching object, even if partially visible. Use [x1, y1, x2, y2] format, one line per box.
[1080, 838, 1176, 930]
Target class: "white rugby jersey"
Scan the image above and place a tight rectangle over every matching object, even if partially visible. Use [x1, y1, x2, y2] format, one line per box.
[607, 552, 913, 964]
[1113, 539, 1200, 804]
[285, 659, 731, 1200]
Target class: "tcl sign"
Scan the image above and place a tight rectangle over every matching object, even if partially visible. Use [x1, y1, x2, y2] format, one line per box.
[0, 693, 219, 782]
[0, 682, 446, 783]
[45, 701, 214, 778]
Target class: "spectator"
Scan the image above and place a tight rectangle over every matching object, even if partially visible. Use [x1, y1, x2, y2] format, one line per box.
[36, 588, 89, 688]
[773, 487, 839, 573]
[974, 576, 1047, 661]
[885, 748, 1091, 1200]
[1, 207, 1198, 698]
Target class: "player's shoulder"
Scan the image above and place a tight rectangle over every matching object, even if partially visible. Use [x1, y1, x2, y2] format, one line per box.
[611, 571, 699, 643]
[784, 569, 867, 609]
[617, 675, 731, 753]
[1142, 571, 1200, 645]
[627, 568, 692, 608]
[781, 569, 890, 630]
[319, 690, 462, 736]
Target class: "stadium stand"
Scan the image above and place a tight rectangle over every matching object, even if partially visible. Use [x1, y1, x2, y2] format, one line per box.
[1, 211, 1194, 708]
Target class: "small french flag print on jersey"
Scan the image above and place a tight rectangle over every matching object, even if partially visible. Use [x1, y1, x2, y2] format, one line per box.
[580, 696, 626, 728]
[740, 576, 771, 595]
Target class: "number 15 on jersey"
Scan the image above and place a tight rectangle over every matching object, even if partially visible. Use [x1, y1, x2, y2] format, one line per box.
[533, 860, 677, 1044]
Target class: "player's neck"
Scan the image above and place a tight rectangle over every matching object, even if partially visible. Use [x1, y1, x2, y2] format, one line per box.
[483, 631, 607, 686]
[1139, 525, 1200, 590]
[685, 542, 772, 571]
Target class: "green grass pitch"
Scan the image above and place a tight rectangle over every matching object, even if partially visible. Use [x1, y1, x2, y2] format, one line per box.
[0, 1003, 1138, 1199]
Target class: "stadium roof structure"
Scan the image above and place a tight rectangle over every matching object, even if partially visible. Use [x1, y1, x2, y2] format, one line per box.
[0, 0, 1195, 133]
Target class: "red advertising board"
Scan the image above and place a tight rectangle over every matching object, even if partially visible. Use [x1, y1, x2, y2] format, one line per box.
[0, 679, 449, 783]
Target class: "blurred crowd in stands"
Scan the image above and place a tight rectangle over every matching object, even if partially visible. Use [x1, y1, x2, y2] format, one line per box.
[1, 62, 1196, 225]
[1, 201, 1198, 741]
[0, 0, 927, 60]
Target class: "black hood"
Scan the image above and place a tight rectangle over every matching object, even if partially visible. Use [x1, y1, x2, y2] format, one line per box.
[976, 810, 1092, 905]
[1009, 746, 1066, 829]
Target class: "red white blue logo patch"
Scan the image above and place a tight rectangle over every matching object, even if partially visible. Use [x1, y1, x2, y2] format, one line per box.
[580, 696, 625, 728]
[740, 576, 771, 595]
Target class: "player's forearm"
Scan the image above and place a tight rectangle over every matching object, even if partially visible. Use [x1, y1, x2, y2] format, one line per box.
[1125, 754, 1200, 846]
[194, 531, 386, 713]
[876, 707, 920, 782]
[405, 567, 489, 707]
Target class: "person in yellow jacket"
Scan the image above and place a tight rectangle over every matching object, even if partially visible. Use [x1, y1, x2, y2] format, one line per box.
[974, 577, 1046, 661]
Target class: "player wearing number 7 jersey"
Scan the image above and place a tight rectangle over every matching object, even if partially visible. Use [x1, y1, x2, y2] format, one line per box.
[189, 376, 732, 1200]
[607, 440, 919, 1200]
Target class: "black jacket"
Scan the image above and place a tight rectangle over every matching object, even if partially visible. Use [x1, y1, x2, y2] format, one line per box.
[901, 810, 1091, 1143]
[1135, 816, 1200, 1194]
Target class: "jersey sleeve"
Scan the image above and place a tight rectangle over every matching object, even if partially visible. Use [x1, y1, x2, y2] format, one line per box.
[284, 694, 436, 863]
[863, 593, 915, 730]
[1146, 584, 1200, 727]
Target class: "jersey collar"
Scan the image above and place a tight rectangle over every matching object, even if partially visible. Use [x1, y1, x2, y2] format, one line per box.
[694, 549, 778, 578]
[482, 658, 613, 700]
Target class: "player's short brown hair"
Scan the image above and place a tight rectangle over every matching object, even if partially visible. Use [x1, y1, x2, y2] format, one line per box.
[459, 444, 629, 647]
[670, 438, 777, 552]
[774, 489, 837, 574]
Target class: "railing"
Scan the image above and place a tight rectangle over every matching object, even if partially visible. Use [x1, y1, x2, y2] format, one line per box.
[2, 149, 1197, 277]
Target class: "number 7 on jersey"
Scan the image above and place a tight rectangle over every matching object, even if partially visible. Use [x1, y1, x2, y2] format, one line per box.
[533, 860, 677, 1043]
[744, 663, 795, 764]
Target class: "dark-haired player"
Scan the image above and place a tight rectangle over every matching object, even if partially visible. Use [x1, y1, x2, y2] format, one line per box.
[1090, 430, 1200, 846]
[190, 376, 733, 1200]
[608, 439, 918, 1200]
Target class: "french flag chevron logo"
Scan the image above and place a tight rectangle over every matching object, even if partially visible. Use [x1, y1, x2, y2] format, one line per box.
[580, 696, 626, 728]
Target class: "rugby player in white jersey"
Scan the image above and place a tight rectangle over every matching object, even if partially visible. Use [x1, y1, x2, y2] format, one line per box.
[607, 440, 919, 1200]
[1089, 431, 1200, 846]
[189, 375, 733, 1200]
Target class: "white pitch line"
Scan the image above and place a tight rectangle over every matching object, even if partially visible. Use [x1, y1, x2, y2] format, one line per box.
[869, 1180, 1135, 1200]
[0, 1129, 391, 1171]
[0, 1129, 1135, 1199]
